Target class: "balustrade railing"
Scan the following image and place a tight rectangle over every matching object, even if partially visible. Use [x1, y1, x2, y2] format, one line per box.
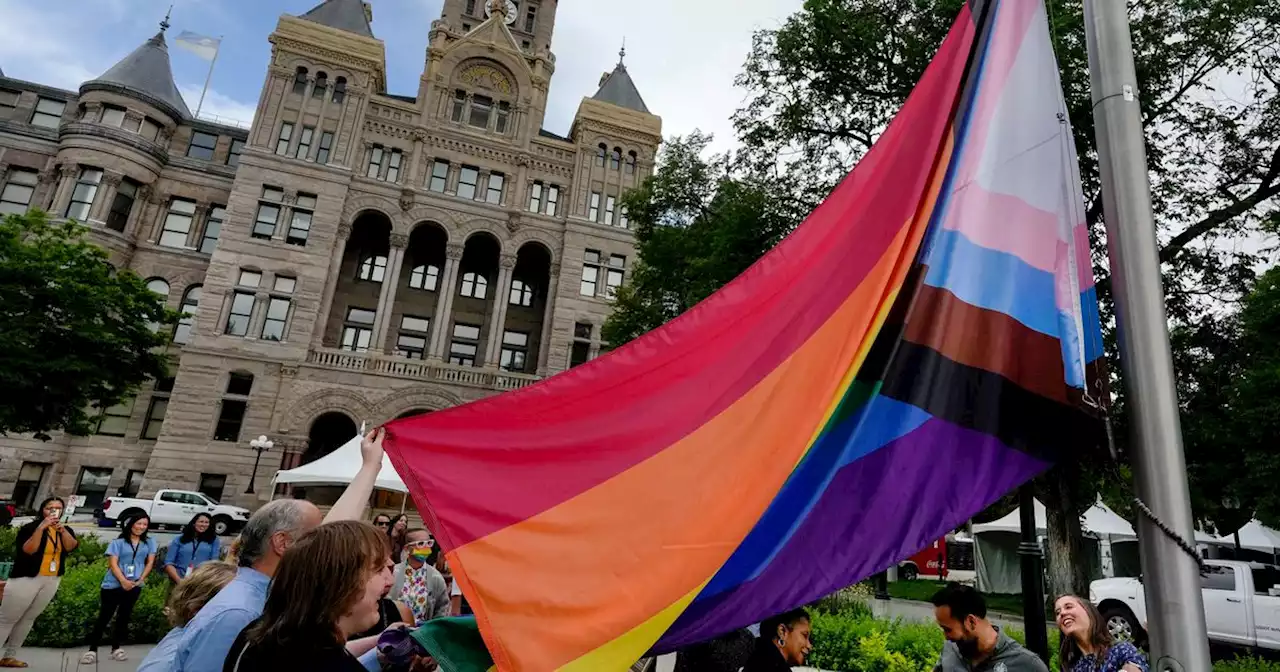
[306, 348, 540, 391]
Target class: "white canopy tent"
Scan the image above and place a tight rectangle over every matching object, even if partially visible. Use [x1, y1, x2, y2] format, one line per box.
[1217, 520, 1280, 553]
[272, 434, 408, 493]
[971, 498, 1137, 539]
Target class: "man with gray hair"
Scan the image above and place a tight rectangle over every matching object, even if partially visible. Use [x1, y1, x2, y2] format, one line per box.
[173, 428, 387, 672]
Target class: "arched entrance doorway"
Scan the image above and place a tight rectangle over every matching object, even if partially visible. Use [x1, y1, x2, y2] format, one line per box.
[396, 408, 431, 420]
[293, 411, 358, 504]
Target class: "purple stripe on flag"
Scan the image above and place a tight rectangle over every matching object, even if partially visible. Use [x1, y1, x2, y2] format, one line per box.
[654, 417, 1049, 652]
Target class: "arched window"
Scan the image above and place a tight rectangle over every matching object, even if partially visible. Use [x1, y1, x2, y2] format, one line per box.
[626, 151, 638, 175]
[173, 285, 202, 345]
[508, 280, 533, 307]
[146, 278, 170, 298]
[358, 254, 387, 282]
[332, 77, 347, 104]
[459, 272, 488, 299]
[293, 67, 308, 95]
[596, 144, 607, 167]
[610, 147, 622, 171]
[409, 264, 440, 291]
[312, 72, 328, 99]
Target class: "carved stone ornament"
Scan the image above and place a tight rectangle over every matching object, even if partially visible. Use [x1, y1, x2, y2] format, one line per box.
[446, 243, 465, 260]
[499, 253, 517, 270]
[37, 168, 57, 185]
[549, 262, 562, 276]
[57, 164, 79, 179]
[390, 233, 410, 249]
[136, 184, 153, 203]
[281, 365, 299, 378]
[102, 173, 123, 188]
[506, 212, 522, 234]
[516, 153, 531, 168]
[337, 222, 354, 239]
[457, 63, 513, 96]
[411, 129, 428, 143]
[281, 190, 298, 206]
[399, 189, 415, 212]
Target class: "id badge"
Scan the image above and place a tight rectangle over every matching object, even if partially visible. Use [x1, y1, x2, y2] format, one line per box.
[126, 565, 136, 578]
[187, 564, 194, 576]
[48, 561, 57, 573]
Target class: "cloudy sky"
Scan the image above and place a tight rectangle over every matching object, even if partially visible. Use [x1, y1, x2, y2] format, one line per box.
[0, 0, 804, 151]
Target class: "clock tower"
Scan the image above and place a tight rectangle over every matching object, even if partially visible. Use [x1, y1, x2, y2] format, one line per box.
[439, 0, 558, 55]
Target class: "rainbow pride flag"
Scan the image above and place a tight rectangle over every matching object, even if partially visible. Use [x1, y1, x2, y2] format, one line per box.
[385, 0, 1105, 669]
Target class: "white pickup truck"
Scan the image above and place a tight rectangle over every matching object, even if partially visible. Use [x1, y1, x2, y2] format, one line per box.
[1091, 559, 1280, 651]
[99, 489, 251, 536]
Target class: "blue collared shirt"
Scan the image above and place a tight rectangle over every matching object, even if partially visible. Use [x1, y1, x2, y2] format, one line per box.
[174, 567, 270, 672]
[102, 538, 157, 589]
[136, 626, 184, 672]
[164, 537, 222, 578]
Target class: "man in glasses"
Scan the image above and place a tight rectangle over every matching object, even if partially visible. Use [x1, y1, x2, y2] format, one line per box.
[389, 529, 449, 624]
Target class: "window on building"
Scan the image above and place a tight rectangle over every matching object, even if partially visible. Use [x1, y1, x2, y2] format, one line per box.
[332, 77, 347, 103]
[458, 166, 479, 200]
[495, 102, 510, 134]
[528, 182, 543, 213]
[196, 474, 227, 502]
[449, 323, 481, 366]
[141, 118, 162, 142]
[0, 89, 19, 111]
[581, 250, 601, 296]
[367, 145, 385, 179]
[238, 269, 262, 288]
[430, 160, 449, 192]
[606, 254, 626, 298]
[588, 192, 601, 222]
[273, 275, 296, 294]
[358, 254, 387, 282]
[409, 264, 440, 291]
[187, 131, 218, 161]
[287, 193, 315, 246]
[254, 187, 283, 239]
[293, 67, 308, 95]
[451, 90, 467, 123]
[103, 177, 138, 233]
[524, 6, 537, 32]
[605, 195, 617, 226]
[312, 72, 328, 99]
[30, 97, 65, 129]
[386, 150, 403, 183]
[120, 469, 145, 498]
[260, 296, 291, 341]
[95, 397, 135, 436]
[313, 131, 333, 164]
[147, 278, 170, 300]
[509, 280, 533, 307]
[626, 151, 638, 175]
[545, 184, 559, 216]
[174, 285, 201, 345]
[570, 340, 591, 369]
[275, 122, 293, 155]
[500, 330, 529, 372]
[159, 198, 197, 248]
[225, 291, 255, 337]
[12, 463, 47, 512]
[76, 467, 114, 509]
[469, 95, 492, 129]
[0, 168, 39, 215]
[619, 205, 630, 229]
[214, 373, 253, 442]
[596, 144, 606, 167]
[123, 115, 142, 133]
[294, 126, 314, 160]
[200, 206, 225, 254]
[464, 0, 477, 15]
[101, 105, 127, 128]
[486, 172, 504, 204]
[460, 272, 488, 299]
[397, 316, 431, 359]
[64, 167, 102, 221]
[341, 307, 376, 351]
[610, 147, 622, 171]
[141, 377, 174, 440]
[227, 138, 245, 167]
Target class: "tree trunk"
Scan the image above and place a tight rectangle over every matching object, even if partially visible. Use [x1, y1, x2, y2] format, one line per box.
[1042, 464, 1092, 599]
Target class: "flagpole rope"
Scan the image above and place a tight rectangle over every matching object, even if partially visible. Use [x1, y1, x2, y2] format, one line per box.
[1132, 497, 1206, 571]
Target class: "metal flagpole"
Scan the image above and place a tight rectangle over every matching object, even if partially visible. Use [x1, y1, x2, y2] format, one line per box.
[1082, 1, 1212, 670]
[1016, 485, 1048, 663]
[194, 36, 221, 119]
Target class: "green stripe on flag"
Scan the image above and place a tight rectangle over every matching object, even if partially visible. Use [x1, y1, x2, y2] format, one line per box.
[411, 616, 497, 672]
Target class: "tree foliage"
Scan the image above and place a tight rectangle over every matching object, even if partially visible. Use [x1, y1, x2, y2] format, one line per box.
[0, 211, 174, 438]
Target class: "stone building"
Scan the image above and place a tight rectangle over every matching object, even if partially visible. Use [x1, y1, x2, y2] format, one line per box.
[0, 0, 660, 510]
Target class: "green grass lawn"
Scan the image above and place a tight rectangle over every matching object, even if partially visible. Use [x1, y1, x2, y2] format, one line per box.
[886, 579, 1034, 617]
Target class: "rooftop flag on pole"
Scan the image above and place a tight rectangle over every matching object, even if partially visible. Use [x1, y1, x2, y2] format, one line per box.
[174, 31, 220, 61]
[385, 0, 1105, 669]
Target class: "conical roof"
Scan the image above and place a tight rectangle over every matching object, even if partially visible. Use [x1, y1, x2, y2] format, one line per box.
[299, 0, 375, 38]
[80, 31, 191, 121]
[592, 61, 650, 114]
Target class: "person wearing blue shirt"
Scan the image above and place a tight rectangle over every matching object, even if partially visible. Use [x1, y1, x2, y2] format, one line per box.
[164, 513, 221, 583]
[81, 513, 156, 665]
[173, 427, 388, 672]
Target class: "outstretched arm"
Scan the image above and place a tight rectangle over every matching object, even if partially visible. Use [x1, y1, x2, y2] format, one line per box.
[324, 427, 385, 523]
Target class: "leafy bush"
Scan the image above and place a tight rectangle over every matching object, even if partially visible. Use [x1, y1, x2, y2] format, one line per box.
[26, 559, 171, 648]
[1215, 656, 1280, 672]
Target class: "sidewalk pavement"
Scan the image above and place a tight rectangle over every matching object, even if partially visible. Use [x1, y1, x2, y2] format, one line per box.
[18, 645, 155, 672]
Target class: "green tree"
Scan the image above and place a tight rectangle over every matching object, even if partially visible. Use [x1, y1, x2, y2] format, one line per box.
[733, 0, 1280, 597]
[602, 132, 803, 346]
[0, 211, 174, 438]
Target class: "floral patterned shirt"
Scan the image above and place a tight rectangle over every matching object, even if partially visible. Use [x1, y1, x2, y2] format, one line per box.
[1068, 642, 1149, 672]
[402, 562, 450, 624]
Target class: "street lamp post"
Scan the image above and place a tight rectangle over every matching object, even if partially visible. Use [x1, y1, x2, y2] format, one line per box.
[246, 435, 274, 495]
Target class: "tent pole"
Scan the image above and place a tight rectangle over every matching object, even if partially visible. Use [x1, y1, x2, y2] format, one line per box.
[400, 492, 408, 514]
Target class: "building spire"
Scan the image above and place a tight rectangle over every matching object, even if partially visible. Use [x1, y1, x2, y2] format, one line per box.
[618, 37, 627, 66]
[160, 4, 172, 33]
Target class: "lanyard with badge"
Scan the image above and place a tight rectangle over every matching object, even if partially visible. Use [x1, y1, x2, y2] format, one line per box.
[45, 528, 60, 574]
[186, 540, 203, 577]
[123, 540, 144, 581]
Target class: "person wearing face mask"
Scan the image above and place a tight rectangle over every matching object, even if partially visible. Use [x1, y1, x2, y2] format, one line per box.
[0, 496, 79, 668]
[741, 608, 812, 672]
[389, 530, 449, 624]
[931, 583, 1047, 672]
[1054, 595, 1147, 672]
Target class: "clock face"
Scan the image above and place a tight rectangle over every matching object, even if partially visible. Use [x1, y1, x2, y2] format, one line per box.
[484, 0, 519, 25]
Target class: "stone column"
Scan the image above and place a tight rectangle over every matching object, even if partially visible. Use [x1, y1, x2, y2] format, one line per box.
[90, 173, 122, 222]
[428, 243, 465, 360]
[312, 222, 353, 349]
[190, 201, 211, 247]
[143, 189, 169, 243]
[311, 86, 333, 162]
[124, 184, 152, 237]
[36, 167, 59, 211]
[476, 170, 490, 203]
[483, 253, 517, 368]
[290, 79, 314, 156]
[371, 233, 409, 352]
[535, 261, 561, 375]
[407, 131, 426, 185]
[515, 155, 531, 213]
[568, 148, 584, 217]
[50, 164, 79, 216]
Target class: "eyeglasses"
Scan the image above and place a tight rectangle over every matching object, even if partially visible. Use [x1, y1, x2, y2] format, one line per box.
[373, 521, 390, 527]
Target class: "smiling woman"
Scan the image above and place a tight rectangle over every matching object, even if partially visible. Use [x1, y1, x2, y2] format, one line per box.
[1055, 595, 1148, 672]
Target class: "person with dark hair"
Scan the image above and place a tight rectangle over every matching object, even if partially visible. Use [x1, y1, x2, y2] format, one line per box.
[0, 496, 78, 667]
[372, 514, 391, 533]
[223, 521, 394, 671]
[674, 628, 755, 672]
[164, 513, 222, 583]
[1054, 595, 1147, 672]
[931, 583, 1047, 671]
[82, 513, 157, 664]
[387, 514, 409, 563]
[742, 608, 812, 671]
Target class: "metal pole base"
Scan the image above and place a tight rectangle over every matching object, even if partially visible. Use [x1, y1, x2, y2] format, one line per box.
[1018, 486, 1049, 663]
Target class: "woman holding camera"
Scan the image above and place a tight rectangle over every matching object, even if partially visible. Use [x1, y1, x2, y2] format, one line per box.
[0, 496, 79, 668]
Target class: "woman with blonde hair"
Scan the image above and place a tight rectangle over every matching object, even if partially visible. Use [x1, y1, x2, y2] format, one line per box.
[137, 562, 237, 672]
[1055, 595, 1147, 672]
[224, 521, 394, 671]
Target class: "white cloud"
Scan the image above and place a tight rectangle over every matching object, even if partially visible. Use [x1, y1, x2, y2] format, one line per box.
[179, 86, 257, 128]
